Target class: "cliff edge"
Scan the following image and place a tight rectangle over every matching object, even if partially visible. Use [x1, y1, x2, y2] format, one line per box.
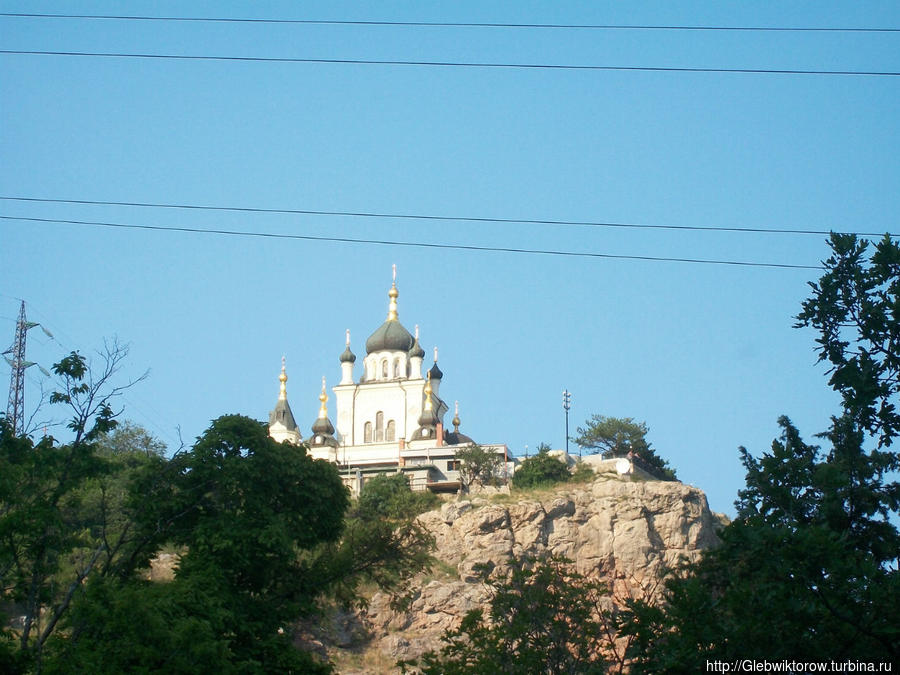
[332, 476, 724, 671]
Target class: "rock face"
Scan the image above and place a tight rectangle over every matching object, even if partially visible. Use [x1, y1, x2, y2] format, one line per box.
[338, 476, 723, 671]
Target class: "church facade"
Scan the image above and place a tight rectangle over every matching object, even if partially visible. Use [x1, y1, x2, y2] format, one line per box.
[269, 269, 508, 494]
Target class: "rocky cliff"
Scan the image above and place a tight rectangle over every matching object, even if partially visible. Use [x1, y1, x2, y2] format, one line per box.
[330, 475, 724, 672]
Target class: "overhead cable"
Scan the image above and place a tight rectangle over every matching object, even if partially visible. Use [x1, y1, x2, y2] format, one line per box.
[1, 50, 897, 77]
[1, 196, 894, 238]
[2, 13, 898, 33]
[0, 214, 822, 270]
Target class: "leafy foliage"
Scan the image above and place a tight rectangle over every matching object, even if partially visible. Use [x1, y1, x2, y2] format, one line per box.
[355, 473, 440, 520]
[624, 417, 900, 669]
[409, 556, 613, 675]
[624, 234, 900, 668]
[39, 415, 432, 671]
[574, 415, 676, 480]
[512, 447, 570, 489]
[95, 420, 167, 458]
[42, 575, 235, 675]
[0, 347, 151, 672]
[570, 460, 596, 483]
[797, 233, 900, 446]
[456, 443, 505, 489]
[130, 415, 347, 667]
[312, 473, 436, 612]
[3, 345, 434, 672]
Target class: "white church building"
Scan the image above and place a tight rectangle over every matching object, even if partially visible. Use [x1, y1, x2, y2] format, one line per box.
[269, 268, 508, 494]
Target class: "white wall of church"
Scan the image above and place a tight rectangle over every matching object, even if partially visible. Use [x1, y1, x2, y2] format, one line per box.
[269, 421, 300, 445]
[333, 378, 433, 447]
[362, 350, 413, 383]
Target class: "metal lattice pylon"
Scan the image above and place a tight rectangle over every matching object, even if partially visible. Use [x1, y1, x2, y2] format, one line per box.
[4, 301, 38, 436]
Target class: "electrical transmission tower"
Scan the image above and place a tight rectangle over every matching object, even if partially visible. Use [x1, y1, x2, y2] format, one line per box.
[3, 301, 44, 435]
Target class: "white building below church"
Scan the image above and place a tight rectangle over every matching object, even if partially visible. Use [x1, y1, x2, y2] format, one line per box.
[269, 268, 508, 494]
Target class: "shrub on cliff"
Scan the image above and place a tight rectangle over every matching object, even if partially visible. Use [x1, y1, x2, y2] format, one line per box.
[513, 446, 571, 489]
[356, 473, 440, 520]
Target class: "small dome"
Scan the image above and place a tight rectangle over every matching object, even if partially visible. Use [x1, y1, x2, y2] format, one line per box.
[366, 320, 415, 354]
[428, 362, 443, 380]
[340, 345, 356, 363]
[418, 407, 439, 427]
[408, 337, 425, 359]
[312, 416, 335, 436]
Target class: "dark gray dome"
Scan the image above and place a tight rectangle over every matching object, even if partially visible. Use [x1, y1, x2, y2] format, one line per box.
[408, 337, 425, 359]
[339, 345, 356, 363]
[428, 362, 443, 380]
[312, 416, 335, 436]
[418, 407, 439, 427]
[366, 320, 415, 354]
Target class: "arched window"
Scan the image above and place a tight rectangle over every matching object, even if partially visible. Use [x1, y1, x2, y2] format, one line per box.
[364, 422, 372, 443]
[375, 411, 384, 442]
[393, 359, 401, 379]
[381, 359, 388, 379]
[386, 420, 396, 442]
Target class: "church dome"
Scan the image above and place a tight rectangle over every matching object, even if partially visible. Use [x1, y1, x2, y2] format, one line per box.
[312, 415, 335, 436]
[428, 362, 443, 380]
[340, 345, 356, 363]
[408, 336, 425, 359]
[366, 320, 415, 354]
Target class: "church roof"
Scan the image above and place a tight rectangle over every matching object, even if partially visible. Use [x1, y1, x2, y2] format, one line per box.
[309, 376, 338, 447]
[408, 335, 425, 359]
[428, 362, 443, 380]
[312, 415, 335, 436]
[444, 429, 474, 445]
[269, 398, 298, 432]
[340, 345, 356, 363]
[366, 320, 415, 354]
[269, 358, 299, 432]
[366, 269, 416, 354]
[444, 401, 471, 445]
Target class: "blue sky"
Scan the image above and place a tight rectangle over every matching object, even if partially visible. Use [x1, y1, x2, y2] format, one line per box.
[2, 1, 898, 515]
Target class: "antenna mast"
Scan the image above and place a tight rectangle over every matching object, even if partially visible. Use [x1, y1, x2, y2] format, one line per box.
[4, 301, 39, 435]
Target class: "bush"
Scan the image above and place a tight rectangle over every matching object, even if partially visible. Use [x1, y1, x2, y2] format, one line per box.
[409, 555, 613, 674]
[356, 473, 440, 520]
[456, 444, 505, 489]
[570, 461, 595, 483]
[512, 449, 571, 489]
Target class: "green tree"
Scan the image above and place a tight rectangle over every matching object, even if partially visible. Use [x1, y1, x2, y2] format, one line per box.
[512, 446, 570, 489]
[796, 233, 900, 447]
[318, 472, 436, 611]
[42, 574, 235, 675]
[44, 415, 434, 672]
[95, 420, 167, 458]
[574, 415, 676, 480]
[0, 345, 151, 672]
[41, 415, 348, 672]
[355, 473, 440, 520]
[154, 415, 348, 662]
[4, 346, 435, 672]
[408, 556, 616, 674]
[456, 444, 505, 490]
[624, 234, 900, 668]
[624, 418, 899, 670]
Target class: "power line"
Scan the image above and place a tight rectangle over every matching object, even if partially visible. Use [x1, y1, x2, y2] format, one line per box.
[2, 195, 893, 238]
[0, 214, 822, 270]
[1, 13, 897, 33]
[1, 50, 897, 77]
